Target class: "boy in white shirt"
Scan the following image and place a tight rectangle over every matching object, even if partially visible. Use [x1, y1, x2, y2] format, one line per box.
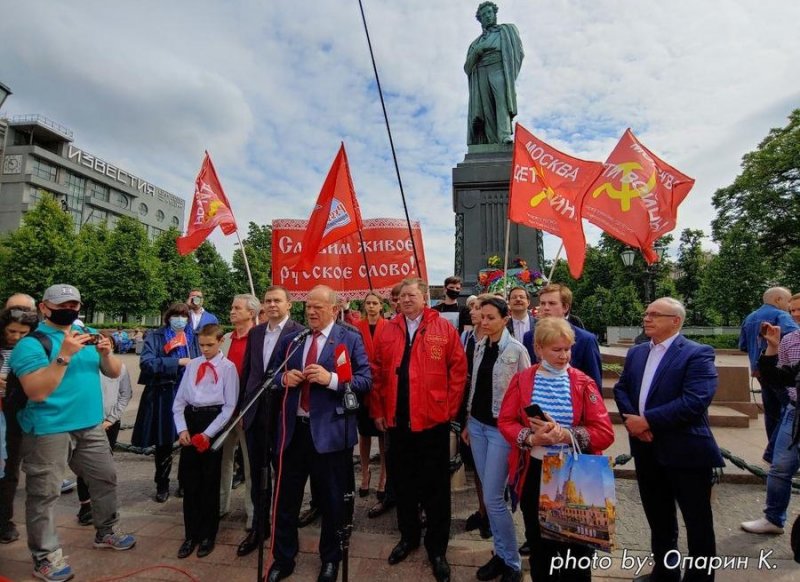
[172, 324, 238, 559]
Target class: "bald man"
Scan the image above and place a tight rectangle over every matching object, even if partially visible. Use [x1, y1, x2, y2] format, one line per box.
[5, 294, 35, 310]
[268, 286, 371, 582]
[739, 286, 798, 462]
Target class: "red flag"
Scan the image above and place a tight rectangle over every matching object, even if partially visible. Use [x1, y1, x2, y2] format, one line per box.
[163, 331, 187, 354]
[582, 129, 695, 263]
[508, 124, 604, 278]
[176, 152, 238, 255]
[294, 143, 363, 270]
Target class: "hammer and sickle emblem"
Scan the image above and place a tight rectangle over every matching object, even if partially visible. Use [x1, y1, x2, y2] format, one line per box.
[592, 162, 656, 212]
[529, 166, 555, 208]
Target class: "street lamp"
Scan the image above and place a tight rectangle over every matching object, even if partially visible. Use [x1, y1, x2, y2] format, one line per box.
[620, 246, 666, 305]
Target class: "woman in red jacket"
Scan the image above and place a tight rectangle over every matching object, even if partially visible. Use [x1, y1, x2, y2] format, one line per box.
[355, 292, 388, 501]
[498, 317, 613, 581]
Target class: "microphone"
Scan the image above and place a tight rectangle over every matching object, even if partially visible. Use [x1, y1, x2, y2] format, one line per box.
[334, 344, 353, 383]
[291, 328, 313, 344]
[335, 344, 359, 412]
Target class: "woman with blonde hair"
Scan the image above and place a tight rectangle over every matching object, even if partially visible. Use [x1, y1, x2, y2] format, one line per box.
[498, 317, 613, 581]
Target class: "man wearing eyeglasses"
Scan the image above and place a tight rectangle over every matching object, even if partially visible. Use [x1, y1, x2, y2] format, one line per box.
[614, 297, 723, 582]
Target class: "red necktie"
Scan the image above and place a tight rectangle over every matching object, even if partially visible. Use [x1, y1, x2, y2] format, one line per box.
[196, 361, 218, 385]
[300, 331, 322, 413]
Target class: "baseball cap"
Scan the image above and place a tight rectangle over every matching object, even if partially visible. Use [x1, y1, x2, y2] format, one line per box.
[42, 284, 82, 305]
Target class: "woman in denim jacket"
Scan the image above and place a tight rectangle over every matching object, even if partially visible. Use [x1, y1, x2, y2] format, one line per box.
[462, 296, 530, 582]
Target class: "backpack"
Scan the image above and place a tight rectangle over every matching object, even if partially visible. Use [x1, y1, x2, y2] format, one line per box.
[4, 330, 52, 413]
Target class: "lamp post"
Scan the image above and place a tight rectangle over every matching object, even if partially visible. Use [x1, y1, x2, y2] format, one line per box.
[0, 82, 12, 202]
[620, 246, 666, 305]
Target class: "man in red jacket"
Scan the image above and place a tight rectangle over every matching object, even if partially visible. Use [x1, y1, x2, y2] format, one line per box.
[372, 278, 467, 582]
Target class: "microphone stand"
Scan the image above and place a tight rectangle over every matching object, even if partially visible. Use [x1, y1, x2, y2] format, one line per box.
[210, 329, 310, 582]
[339, 381, 358, 582]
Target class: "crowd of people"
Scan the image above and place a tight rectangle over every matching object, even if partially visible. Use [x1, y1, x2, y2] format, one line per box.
[0, 276, 795, 582]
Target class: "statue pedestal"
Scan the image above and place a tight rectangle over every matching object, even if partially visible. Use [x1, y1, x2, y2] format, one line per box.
[452, 145, 543, 292]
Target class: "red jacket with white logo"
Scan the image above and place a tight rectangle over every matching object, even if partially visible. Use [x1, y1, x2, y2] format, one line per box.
[371, 308, 467, 431]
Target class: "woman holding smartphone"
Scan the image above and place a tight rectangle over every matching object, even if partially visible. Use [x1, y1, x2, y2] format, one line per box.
[498, 317, 613, 581]
[463, 296, 530, 582]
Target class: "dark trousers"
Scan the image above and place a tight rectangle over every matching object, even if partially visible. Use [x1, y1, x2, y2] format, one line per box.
[179, 408, 223, 542]
[154, 444, 175, 493]
[0, 401, 22, 527]
[78, 421, 121, 503]
[272, 420, 351, 567]
[634, 451, 716, 582]
[245, 416, 272, 536]
[520, 457, 592, 581]
[759, 377, 786, 462]
[387, 423, 450, 558]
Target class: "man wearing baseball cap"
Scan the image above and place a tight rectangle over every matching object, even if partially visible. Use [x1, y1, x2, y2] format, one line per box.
[9, 284, 136, 582]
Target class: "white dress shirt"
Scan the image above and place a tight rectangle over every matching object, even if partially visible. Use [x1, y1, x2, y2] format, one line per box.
[262, 315, 290, 371]
[638, 333, 679, 412]
[172, 351, 239, 438]
[296, 321, 339, 417]
[406, 313, 423, 342]
[511, 315, 530, 342]
[190, 308, 204, 331]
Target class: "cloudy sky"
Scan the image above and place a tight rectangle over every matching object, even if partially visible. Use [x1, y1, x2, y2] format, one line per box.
[2, 0, 798, 284]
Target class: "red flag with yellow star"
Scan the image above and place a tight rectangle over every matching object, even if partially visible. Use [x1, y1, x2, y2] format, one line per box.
[176, 151, 238, 255]
[508, 124, 604, 278]
[582, 129, 695, 263]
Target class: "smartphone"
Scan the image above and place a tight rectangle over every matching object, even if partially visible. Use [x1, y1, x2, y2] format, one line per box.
[81, 327, 102, 345]
[524, 404, 545, 420]
[759, 322, 770, 337]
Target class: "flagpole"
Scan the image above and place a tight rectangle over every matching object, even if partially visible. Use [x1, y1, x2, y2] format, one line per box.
[547, 242, 564, 282]
[502, 219, 511, 298]
[357, 0, 421, 277]
[235, 232, 257, 297]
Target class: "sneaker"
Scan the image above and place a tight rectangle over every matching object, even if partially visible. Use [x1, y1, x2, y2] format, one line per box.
[465, 511, 483, 531]
[60, 479, 77, 494]
[94, 531, 137, 550]
[0, 522, 20, 544]
[33, 549, 74, 582]
[77, 504, 92, 526]
[741, 517, 784, 534]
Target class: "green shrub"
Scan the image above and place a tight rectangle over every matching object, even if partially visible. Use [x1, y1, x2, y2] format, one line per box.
[684, 334, 739, 349]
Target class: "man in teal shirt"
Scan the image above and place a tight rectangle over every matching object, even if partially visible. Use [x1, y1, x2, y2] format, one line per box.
[10, 284, 136, 582]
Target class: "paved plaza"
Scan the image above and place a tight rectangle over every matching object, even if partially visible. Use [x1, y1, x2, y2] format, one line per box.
[1, 354, 798, 581]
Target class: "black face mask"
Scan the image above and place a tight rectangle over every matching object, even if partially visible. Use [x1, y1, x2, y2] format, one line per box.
[47, 308, 80, 326]
[445, 289, 461, 300]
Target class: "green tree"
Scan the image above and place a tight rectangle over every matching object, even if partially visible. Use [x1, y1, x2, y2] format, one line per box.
[675, 229, 709, 325]
[700, 225, 769, 325]
[73, 223, 111, 322]
[712, 109, 800, 281]
[232, 222, 272, 296]
[95, 216, 164, 321]
[0, 194, 77, 301]
[152, 227, 202, 312]
[195, 241, 237, 316]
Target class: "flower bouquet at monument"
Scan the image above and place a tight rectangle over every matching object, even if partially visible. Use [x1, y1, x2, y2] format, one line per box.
[477, 256, 545, 296]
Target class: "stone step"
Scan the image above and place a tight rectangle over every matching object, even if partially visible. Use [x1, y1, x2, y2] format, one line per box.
[604, 398, 750, 428]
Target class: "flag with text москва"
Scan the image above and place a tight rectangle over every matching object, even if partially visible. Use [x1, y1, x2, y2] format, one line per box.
[176, 151, 238, 255]
[508, 123, 604, 278]
[582, 129, 695, 263]
[293, 143, 363, 271]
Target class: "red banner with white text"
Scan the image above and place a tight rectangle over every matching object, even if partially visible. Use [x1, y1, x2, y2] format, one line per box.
[272, 218, 428, 300]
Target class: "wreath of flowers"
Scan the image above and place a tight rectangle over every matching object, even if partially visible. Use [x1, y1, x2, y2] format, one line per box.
[477, 256, 545, 296]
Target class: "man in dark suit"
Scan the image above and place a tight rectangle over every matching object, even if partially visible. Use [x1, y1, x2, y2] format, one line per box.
[236, 286, 305, 557]
[614, 297, 723, 582]
[506, 286, 535, 342]
[522, 284, 602, 388]
[268, 285, 371, 582]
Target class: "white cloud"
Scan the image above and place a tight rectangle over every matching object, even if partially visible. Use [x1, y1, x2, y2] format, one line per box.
[2, 0, 798, 287]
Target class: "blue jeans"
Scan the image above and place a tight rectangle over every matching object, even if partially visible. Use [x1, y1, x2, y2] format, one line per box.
[765, 405, 800, 527]
[468, 417, 520, 571]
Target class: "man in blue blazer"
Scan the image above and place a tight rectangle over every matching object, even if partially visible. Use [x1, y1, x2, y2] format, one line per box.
[614, 297, 723, 582]
[187, 289, 219, 332]
[235, 286, 305, 557]
[506, 286, 536, 342]
[268, 285, 371, 582]
[522, 284, 602, 389]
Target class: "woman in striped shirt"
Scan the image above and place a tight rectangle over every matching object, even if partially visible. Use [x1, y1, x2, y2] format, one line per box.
[498, 317, 613, 581]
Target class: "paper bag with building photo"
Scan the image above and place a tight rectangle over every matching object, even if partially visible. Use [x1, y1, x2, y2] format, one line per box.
[538, 451, 616, 552]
